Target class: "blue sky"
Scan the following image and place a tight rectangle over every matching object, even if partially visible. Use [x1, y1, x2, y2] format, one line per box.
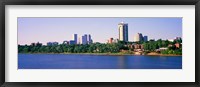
[18, 17, 182, 45]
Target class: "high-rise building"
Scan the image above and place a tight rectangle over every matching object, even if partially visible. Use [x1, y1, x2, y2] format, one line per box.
[139, 33, 143, 41]
[77, 34, 93, 45]
[88, 34, 92, 44]
[82, 34, 88, 45]
[143, 36, 148, 42]
[73, 34, 78, 44]
[134, 33, 140, 42]
[134, 33, 143, 42]
[78, 36, 82, 44]
[118, 22, 128, 42]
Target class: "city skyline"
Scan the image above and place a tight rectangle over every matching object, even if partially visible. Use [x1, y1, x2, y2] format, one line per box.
[18, 17, 182, 45]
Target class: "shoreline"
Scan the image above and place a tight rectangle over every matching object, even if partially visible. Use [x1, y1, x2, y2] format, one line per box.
[18, 52, 182, 56]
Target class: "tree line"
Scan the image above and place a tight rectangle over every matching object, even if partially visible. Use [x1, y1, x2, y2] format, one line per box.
[143, 39, 182, 55]
[18, 39, 182, 55]
[18, 42, 127, 53]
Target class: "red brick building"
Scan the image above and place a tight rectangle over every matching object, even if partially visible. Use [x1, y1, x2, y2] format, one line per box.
[175, 43, 182, 48]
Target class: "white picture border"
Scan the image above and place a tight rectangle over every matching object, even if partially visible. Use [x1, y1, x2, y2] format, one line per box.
[5, 5, 195, 82]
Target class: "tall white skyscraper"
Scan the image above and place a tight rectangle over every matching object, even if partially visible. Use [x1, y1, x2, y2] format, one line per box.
[78, 36, 82, 44]
[118, 22, 128, 42]
[134, 33, 140, 42]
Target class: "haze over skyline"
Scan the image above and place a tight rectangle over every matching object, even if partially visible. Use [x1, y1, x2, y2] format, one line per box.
[18, 17, 182, 45]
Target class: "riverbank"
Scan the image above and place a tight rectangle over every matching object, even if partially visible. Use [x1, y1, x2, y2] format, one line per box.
[146, 52, 182, 56]
[19, 52, 182, 56]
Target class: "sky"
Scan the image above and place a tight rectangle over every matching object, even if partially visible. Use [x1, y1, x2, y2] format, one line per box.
[18, 17, 182, 45]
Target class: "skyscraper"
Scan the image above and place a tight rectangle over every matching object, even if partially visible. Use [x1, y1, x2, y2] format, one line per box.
[78, 36, 82, 44]
[143, 36, 148, 42]
[139, 33, 143, 41]
[88, 34, 92, 44]
[73, 34, 78, 44]
[118, 22, 128, 42]
[134, 33, 143, 42]
[78, 34, 93, 45]
[82, 34, 87, 45]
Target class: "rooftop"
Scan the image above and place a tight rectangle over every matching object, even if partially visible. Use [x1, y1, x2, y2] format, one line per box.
[118, 22, 128, 25]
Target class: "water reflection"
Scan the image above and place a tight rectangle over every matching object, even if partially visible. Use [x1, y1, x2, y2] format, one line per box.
[117, 56, 126, 69]
[18, 54, 182, 69]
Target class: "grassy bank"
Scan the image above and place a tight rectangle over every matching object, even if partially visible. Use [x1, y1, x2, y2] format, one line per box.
[146, 52, 182, 56]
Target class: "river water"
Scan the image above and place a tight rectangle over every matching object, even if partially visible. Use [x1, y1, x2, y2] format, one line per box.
[18, 54, 182, 69]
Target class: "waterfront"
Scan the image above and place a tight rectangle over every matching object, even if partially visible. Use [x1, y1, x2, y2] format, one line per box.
[18, 54, 182, 69]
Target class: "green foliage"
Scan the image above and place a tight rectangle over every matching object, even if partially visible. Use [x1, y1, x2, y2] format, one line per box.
[143, 39, 180, 51]
[143, 41, 159, 51]
[18, 43, 126, 53]
[160, 49, 182, 55]
[142, 39, 182, 55]
[18, 39, 182, 55]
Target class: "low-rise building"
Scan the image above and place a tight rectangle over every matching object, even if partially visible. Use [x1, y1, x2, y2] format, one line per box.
[168, 44, 173, 47]
[155, 47, 168, 52]
[69, 40, 75, 45]
[174, 37, 182, 40]
[168, 39, 174, 42]
[175, 43, 182, 48]
[31, 43, 36, 46]
[47, 42, 58, 46]
[108, 38, 113, 44]
[133, 44, 143, 49]
[149, 39, 155, 41]
[133, 44, 144, 52]
[36, 42, 42, 46]
[31, 42, 42, 46]
[107, 38, 119, 44]
[63, 41, 69, 45]
[127, 44, 134, 49]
